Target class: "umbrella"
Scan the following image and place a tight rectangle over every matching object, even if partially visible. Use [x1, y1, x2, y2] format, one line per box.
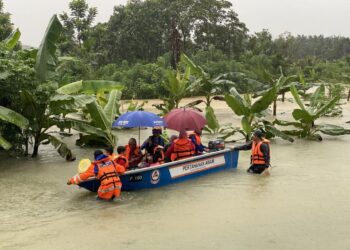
[163, 108, 207, 132]
[112, 111, 166, 144]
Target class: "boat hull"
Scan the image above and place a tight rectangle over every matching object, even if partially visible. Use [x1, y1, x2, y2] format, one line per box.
[78, 148, 239, 192]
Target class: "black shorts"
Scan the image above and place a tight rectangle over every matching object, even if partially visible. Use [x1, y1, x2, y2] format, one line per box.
[247, 164, 268, 174]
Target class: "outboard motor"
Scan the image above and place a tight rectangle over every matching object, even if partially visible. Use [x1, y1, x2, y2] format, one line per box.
[208, 139, 225, 152]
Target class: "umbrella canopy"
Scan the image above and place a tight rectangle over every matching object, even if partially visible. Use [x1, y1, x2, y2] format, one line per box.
[112, 111, 166, 128]
[164, 108, 207, 132]
[112, 111, 166, 144]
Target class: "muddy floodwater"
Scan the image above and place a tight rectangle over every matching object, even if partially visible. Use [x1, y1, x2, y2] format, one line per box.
[1, 98, 350, 250]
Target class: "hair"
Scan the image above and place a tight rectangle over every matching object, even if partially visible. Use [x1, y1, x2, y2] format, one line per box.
[129, 138, 137, 144]
[117, 146, 126, 154]
[105, 146, 114, 155]
[94, 149, 104, 160]
[179, 130, 187, 138]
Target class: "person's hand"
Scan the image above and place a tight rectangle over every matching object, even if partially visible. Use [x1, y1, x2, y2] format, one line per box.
[67, 179, 72, 185]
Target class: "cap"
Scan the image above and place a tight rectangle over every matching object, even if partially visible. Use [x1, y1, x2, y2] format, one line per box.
[253, 130, 264, 139]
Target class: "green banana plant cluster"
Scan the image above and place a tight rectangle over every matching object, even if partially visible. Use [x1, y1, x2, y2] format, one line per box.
[224, 86, 294, 142]
[181, 54, 235, 134]
[153, 65, 191, 115]
[276, 85, 350, 141]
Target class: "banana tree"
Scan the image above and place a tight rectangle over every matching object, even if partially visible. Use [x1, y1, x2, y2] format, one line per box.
[279, 85, 350, 141]
[0, 106, 28, 150]
[69, 90, 120, 147]
[181, 54, 235, 133]
[224, 86, 294, 142]
[153, 66, 191, 115]
[253, 66, 298, 116]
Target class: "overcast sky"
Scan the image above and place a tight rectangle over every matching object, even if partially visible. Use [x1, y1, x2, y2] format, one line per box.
[3, 0, 350, 46]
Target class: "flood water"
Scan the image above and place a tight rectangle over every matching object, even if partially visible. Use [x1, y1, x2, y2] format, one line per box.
[0, 98, 350, 250]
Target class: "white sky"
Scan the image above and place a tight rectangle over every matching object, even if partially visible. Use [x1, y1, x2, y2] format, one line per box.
[3, 0, 350, 46]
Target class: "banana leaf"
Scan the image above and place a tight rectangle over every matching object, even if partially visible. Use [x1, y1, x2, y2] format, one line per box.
[4, 28, 21, 49]
[273, 119, 303, 128]
[103, 90, 121, 124]
[70, 120, 108, 139]
[205, 106, 220, 132]
[0, 135, 12, 150]
[45, 134, 75, 160]
[310, 84, 325, 107]
[314, 96, 340, 119]
[57, 80, 123, 95]
[290, 85, 307, 110]
[316, 124, 350, 136]
[251, 86, 276, 113]
[292, 109, 314, 123]
[35, 15, 63, 81]
[0, 106, 29, 129]
[241, 116, 251, 135]
[264, 124, 294, 142]
[86, 101, 110, 132]
[225, 87, 250, 116]
[56, 81, 82, 94]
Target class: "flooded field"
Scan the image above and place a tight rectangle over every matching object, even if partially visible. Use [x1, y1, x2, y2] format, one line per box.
[0, 98, 349, 250]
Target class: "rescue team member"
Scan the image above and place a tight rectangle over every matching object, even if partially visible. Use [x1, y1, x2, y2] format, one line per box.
[67, 150, 125, 200]
[141, 127, 165, 155]
[115, 146, 129, 170]
[189, 129, 208, 155]
[234, 130, 270, 174]
[165, 130, 195, 161]
[125, 138, 142, 168]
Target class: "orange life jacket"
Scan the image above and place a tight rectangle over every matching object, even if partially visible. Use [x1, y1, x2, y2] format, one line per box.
[124, 145, 141, 160]
[189, 133, 201, 145]
[171, 138, 195, 161]
[94, 157, 125, 200]
[115, 154, 129, 169]
[153, 147, 165, 164]
[251, 139, 270, 165]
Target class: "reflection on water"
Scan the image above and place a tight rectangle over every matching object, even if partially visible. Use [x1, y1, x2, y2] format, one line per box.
[0, 100, 350, 250]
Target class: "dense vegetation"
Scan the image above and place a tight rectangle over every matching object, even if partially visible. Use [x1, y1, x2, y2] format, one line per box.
[0, 0, 350, 159]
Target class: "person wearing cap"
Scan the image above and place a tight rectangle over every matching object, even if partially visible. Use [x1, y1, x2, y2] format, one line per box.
[234, 130, 270, 174]
[67, 150, 125, 200]
[141, 127, 165, 155]
[166, 130, 195, 161]
[189, 128, 208, 155]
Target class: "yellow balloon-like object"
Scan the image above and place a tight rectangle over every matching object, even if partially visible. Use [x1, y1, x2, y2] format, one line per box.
[78, 159, 91, 173]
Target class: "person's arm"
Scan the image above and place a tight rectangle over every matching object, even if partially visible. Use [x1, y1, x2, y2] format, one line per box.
[165, 144, 174, 158]
[234, 141, 253, 151]
[260, 143, 270, 166]
[67, 163, 95, 185]
[114, 163, 125, 175]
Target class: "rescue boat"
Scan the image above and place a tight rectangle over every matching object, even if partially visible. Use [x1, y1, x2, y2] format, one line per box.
[78, 148, 239, 192]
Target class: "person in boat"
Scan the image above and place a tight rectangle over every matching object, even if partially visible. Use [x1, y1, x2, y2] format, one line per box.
[141, 127, 165, 155]
[234, 130, 270, 174]
[115, 146, 129, 170]
[188, 128, 208, 155]
[164, 135, 178, 162]
[104, 146, 117, 161]
[67, 150, 125, 200]
[165, 130, 195, 161]
[152, 145, 165, 165]
[124, 138, 142, 168]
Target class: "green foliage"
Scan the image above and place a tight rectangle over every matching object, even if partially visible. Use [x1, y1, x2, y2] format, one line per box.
[0, 0, 13, 40]
[224, 87, 293, 142]
[282, 85, 350, 140]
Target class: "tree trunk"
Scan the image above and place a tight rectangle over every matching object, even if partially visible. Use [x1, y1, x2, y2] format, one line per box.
[348, 88, 350, 102]
[31, 133, 40, 157]
[273, 99, 277, 116]
[282, 92, 285, 102]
